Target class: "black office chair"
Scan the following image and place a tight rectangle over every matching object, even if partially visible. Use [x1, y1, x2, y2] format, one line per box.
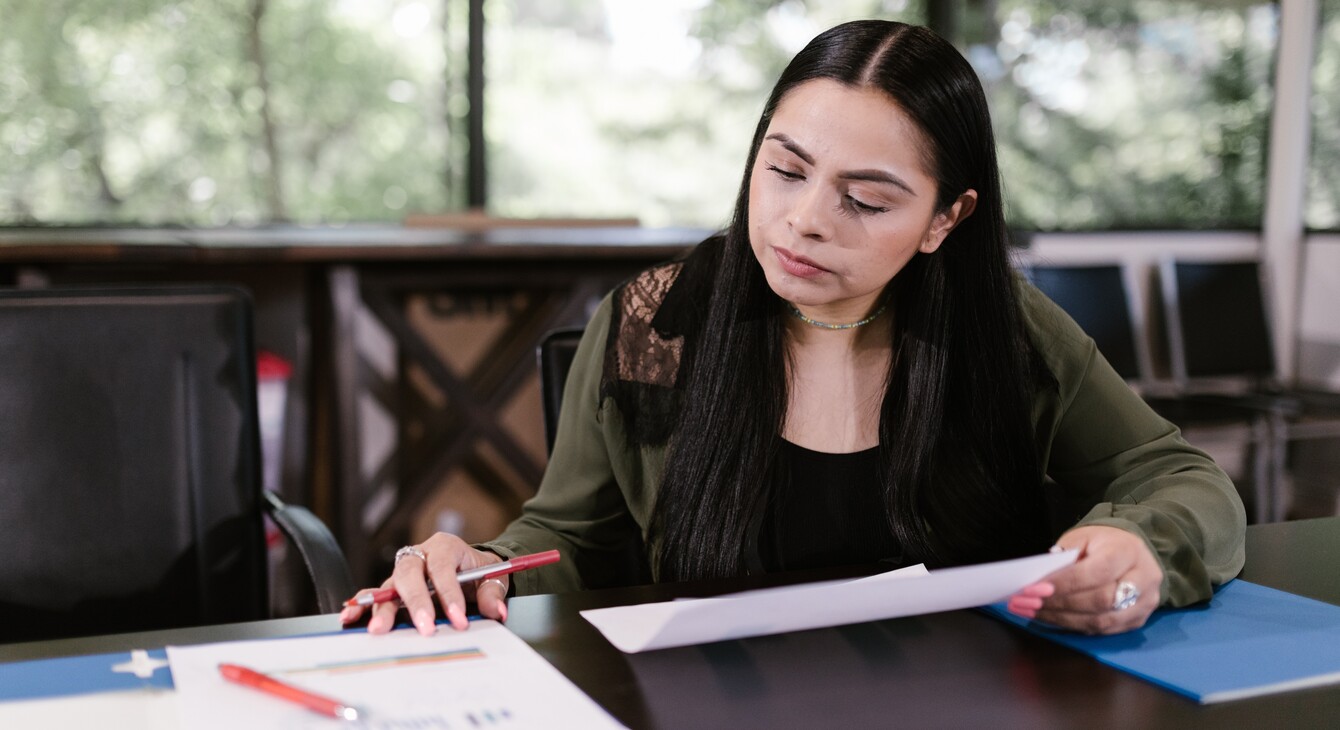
[1159, 259, 1340, 521]
[535, 325, 652, 586]
[1161, 260, 1281, 391]
[0, 286, 354, 643]
[1023, 261, 1276, 524]
[1161, 258, 1340, 406]
[1024, 263, 1144, 381]
[537, 326, 586, 455]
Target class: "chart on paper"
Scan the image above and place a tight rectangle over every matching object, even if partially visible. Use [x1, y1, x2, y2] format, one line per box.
[167, 620, 624, 730]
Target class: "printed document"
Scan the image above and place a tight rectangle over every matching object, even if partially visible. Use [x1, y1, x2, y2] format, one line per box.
[167, 620, 624, 729]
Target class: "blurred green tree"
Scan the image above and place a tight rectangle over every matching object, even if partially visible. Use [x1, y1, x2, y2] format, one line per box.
[0, 0, 452, 225]
[1308, 0, 1340, 229]
[969, 0, 1274, 230]
[0, 0, 1296, 231]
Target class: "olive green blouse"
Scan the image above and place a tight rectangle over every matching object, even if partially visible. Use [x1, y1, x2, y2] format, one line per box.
[480, 263, 1247, 607]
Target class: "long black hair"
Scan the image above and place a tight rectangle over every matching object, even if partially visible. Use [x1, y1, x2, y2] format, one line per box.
[648, 20, 1053, 581]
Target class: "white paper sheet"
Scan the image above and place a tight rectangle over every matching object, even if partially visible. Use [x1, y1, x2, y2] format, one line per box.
[167, 620, 625, 729]
[581, 550, 1078, 653]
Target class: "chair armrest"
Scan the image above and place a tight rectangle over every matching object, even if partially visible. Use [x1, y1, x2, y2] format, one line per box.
[1149, 392, 1301, 420]
[1295, 388, 1340, 411]
[1201, 392, 1302, 418]
[263, 491, 356, 615]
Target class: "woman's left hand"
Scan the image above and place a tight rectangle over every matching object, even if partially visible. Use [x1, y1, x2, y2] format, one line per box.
[1006, 525, 1163, 634]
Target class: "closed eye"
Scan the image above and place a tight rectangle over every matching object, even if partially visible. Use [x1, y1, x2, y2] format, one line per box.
[845, 195, 888, 215]
[766, 164, 803, 181]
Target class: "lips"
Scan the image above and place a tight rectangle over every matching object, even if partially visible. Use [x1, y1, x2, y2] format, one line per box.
[773, 247, 830, 278]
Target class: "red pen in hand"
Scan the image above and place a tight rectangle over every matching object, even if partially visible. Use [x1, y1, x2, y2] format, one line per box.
[344, 549, 562, 608]
[219, 663, 361, 721]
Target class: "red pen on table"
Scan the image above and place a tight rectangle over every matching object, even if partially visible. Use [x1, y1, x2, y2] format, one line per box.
[219, 663, 361, 721]
[343, 549, 562, 608]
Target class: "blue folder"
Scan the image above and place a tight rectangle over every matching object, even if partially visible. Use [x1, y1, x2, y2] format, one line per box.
[0, 617, 468, 703]
[0, 649, 175, 702]
[982, 579, 1340, 703]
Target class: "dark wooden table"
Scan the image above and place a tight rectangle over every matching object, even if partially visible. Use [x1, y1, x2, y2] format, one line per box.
[4, 519, 1338, 728]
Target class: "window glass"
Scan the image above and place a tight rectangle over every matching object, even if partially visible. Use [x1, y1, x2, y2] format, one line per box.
[486, 0, 925, 228]
[0, 1, 1282, 231]
[971, 1, 1278, 230]
[0, 0, 452, 225]
[1308, 0, 1340, 230]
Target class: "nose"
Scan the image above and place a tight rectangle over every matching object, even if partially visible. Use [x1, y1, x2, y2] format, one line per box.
[786, 183, 834, 241]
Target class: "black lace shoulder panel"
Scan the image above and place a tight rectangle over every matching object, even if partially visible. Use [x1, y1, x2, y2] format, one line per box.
[599, 235, 724, 445]
[601, 261, 686, 445]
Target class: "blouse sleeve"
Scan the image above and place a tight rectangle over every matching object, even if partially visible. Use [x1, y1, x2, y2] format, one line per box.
[1022, 281, 1247, 607]
[476, 295, 647, 595]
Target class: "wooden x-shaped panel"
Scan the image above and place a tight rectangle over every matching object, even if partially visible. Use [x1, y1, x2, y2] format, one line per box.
[327, 258, 666, 584]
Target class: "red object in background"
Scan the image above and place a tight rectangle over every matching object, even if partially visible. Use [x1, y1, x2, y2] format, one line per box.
[256, 350, 294, 381]
[255, 350, 292, 496]
[256, 351, 294, 610]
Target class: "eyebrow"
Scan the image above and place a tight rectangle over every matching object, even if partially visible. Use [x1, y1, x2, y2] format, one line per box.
[764, 133, 917, 197]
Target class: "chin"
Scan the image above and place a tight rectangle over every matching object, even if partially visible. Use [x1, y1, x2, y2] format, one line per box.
[760, 268, 801, 302]
[764, 276, 829, 308]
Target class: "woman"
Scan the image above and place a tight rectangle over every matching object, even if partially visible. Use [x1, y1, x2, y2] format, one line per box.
[343, 20, 1245, 637]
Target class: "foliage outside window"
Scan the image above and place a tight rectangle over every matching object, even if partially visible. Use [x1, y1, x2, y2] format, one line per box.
[0, 0, 453, 225]
[1308, 0, 1340, 230]
[972, 0, 1277, 231]
[485, 0, 925, 228]
[0, 0, 1284, 231]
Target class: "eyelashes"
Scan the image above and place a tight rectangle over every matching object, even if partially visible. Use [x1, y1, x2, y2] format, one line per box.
[846, 197, 887, 215]
[765, 164, 889, 216]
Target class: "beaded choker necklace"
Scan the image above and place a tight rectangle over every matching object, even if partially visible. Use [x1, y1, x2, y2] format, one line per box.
[786, 302, 887, 330]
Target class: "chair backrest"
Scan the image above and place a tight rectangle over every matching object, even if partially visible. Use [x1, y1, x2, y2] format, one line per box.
[537, 327, 586, 454]
[535, 324, 652, 586]
[1024, 263, 1144, 381]
[1160, 259, 1275, 389]
[0, 286, 268, 642]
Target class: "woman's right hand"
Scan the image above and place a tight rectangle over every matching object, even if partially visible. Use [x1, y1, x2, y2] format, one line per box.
[339, 532, 508, 636]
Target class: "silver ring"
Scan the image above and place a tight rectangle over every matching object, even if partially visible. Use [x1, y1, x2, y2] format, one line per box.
[1112, 581, 1140, 611]
[477, 578, 507, 595]
[395, 545, 427, 566]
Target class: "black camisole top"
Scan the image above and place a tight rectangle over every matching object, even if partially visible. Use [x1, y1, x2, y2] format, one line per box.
[749, 439, 901, 573]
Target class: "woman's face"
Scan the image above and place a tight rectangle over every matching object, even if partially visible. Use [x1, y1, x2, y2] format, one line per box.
[748, 79, 975, 323]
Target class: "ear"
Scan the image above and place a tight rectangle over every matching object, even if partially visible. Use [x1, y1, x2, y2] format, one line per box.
[919, 189, 978, 254]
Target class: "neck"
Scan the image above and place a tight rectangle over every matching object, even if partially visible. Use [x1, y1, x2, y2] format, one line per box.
[781, 306, 893, 451]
